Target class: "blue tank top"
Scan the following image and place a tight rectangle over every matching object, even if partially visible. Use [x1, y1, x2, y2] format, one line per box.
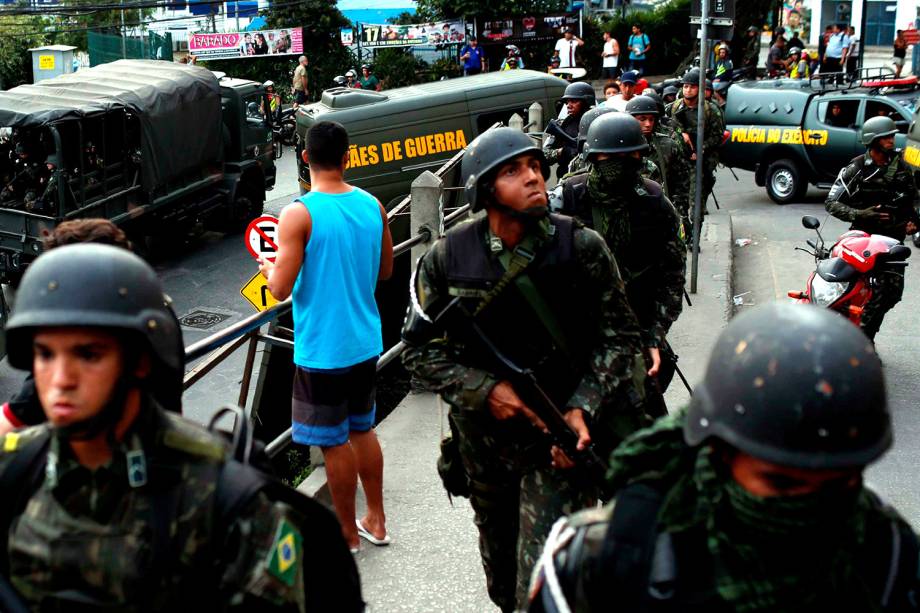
[292, 187, 383, 369]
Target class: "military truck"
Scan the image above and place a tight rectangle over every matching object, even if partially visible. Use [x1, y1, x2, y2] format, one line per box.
[721, 70, 918, 204]
[294, 69, 568, 208]
[0, 59, 277, 284]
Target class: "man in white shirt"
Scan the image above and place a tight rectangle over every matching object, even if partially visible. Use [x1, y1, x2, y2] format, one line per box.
[605, 70, 639, 111]
[601, 31, 620, 79]
[555, 27, 584, 69]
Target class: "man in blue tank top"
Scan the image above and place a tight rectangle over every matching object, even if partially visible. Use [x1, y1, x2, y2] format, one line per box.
[259, 120, 394, 553]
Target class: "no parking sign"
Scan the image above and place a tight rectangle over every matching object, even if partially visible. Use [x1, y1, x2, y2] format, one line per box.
[245, 215, 280, 263]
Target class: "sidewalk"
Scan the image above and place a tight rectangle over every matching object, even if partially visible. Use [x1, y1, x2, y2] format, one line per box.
[298, 211, 734, 612]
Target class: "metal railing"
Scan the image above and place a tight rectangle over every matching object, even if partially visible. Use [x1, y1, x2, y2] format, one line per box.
[181, 110, 543, 461]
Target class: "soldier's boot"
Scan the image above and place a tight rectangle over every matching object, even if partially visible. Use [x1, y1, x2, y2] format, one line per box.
[469, 478, 521, 612]
[861, 269, 905, 342]
[516, 466, 598, 608]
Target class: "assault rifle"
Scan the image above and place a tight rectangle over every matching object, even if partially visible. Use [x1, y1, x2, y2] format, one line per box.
[432, 297, 611, 491]
[544, 119, 577, 149]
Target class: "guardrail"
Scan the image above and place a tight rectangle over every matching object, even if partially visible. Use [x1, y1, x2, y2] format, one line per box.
[182, 112, 542, 461]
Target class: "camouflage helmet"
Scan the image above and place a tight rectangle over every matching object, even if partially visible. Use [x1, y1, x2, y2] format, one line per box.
[685, 303, 890, 470]
[6, 244, 182, 374]
[461, 127, 548, 212]
[577, 106, 618, 152]
[560, 81, 597, 107]
[583, 112, 649, 158]
[625, 95, 660, 117]
[860, 116, 898, 147]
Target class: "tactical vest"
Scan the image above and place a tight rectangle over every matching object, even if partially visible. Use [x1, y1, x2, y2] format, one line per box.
[443, 214, 593, 408]
[561, 175, 676, 330]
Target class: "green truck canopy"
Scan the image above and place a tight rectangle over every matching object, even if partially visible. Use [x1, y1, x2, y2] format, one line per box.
[0, 59, 223, 190]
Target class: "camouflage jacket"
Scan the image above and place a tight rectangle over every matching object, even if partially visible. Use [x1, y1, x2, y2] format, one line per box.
[529, 414, 920, 613]
[0, 408, 361, 612]
[825, 151, 920, 242]
[668, 98, 725, 160]
[402, 215, 644, 419]
[643, 131, 692, 214]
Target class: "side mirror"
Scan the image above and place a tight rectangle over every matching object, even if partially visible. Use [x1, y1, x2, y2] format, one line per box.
[802, 215, 820, 229]
[887, 244, 911, 262]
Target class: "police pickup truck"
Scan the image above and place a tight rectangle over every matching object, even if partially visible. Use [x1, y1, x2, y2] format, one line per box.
[722, 70, 918, 204]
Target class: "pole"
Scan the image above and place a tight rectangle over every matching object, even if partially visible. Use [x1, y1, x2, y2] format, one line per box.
[857, 0, 868, 70]
[690, 0, 708, 294]
[356, 23, 362, 68]
[120, 0, 127, 58]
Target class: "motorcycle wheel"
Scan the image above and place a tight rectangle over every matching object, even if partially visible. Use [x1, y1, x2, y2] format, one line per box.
[282, 124, 296, 147]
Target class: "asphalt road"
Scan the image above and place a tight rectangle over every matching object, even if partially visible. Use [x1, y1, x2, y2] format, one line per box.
[721, 167, 920, 526]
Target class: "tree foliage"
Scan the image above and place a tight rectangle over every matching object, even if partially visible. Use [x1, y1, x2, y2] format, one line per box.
[0, 15, 49, 89]
[414, 0, 567, 20]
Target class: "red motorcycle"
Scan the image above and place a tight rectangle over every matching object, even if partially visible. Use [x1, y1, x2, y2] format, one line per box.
[788, 215, 911, 326]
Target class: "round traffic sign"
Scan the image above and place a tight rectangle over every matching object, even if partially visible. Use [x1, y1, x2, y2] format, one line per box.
[245, 215, 280, 263]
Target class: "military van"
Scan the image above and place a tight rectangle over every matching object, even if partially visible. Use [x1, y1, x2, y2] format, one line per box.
[294, 69, 568, 208]
[721, 71, 918, 204]
[0, 59, 277, 284]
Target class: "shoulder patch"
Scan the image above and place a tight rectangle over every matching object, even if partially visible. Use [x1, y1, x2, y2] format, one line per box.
[0, 424, 50, 455]
[159, 412, 227, 462]
[266, 515, 304, 586]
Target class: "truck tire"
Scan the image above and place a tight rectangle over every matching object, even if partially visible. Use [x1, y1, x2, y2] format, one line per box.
[765, 159, 806, 205]
[215, 187, 264, 233]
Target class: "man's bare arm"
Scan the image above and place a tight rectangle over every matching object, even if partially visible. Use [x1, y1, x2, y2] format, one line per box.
[261, 202, 311, 300]
[378, 202, 394, 281]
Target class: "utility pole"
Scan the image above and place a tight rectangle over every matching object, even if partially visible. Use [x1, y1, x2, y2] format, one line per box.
[120, 0, 127, 58]
[689, 0, 708, 294]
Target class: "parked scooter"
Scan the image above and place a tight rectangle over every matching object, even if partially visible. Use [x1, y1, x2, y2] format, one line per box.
[788, 215, 911, 326]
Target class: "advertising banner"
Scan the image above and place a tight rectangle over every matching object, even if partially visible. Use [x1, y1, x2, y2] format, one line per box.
[475, 14, 580, 45]
[359, 20, 465, 47]
[189, 27, 303, 60]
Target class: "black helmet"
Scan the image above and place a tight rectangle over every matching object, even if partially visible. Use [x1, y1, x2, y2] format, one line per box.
[625, 95, 660, 116]
[560, 81, 597, 107]
[577, 106, 617, 151]
[685, 303, 890, 470]
[583, 113, 649, 158]
[461, 127, 548, 212]
[682, 68, 702, 85]
[663, 85, 679, 98]
[7, 244, 181, 373]
[861, 116, 898, 147]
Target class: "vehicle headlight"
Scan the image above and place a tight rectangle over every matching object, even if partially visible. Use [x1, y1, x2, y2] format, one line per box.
[810, 275, 847, 307]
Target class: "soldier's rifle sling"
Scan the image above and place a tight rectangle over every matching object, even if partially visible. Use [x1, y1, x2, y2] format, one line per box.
[663, 341, 693, 395]
[711, 189, 721, 210]
[683, 289, 692, 307]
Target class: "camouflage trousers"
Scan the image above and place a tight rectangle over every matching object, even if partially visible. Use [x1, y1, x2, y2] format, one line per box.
[449, 407, 598, 612]
[685, 157, 718, 241]
[862, 268, 905, 341]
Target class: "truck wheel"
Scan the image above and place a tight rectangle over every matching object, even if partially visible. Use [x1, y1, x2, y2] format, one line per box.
[765, 159, 805, 205]
[226, 189, 264, 233]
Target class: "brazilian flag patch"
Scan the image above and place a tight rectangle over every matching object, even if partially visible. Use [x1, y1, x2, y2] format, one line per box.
[266, 518, 303, 586]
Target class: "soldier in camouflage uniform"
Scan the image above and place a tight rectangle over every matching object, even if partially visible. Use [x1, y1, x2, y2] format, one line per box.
[543, 81, 596, 174]
[557, 113, 685, 418]
[668, 68, 725, 226]
[401, 128, 647, 612]
[626, 95, 692, 241]
[826, 115, 920, 342]
[742, 25, 762, 78]
[0, 245, 362, 612]
[530, 303, 920, 612]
